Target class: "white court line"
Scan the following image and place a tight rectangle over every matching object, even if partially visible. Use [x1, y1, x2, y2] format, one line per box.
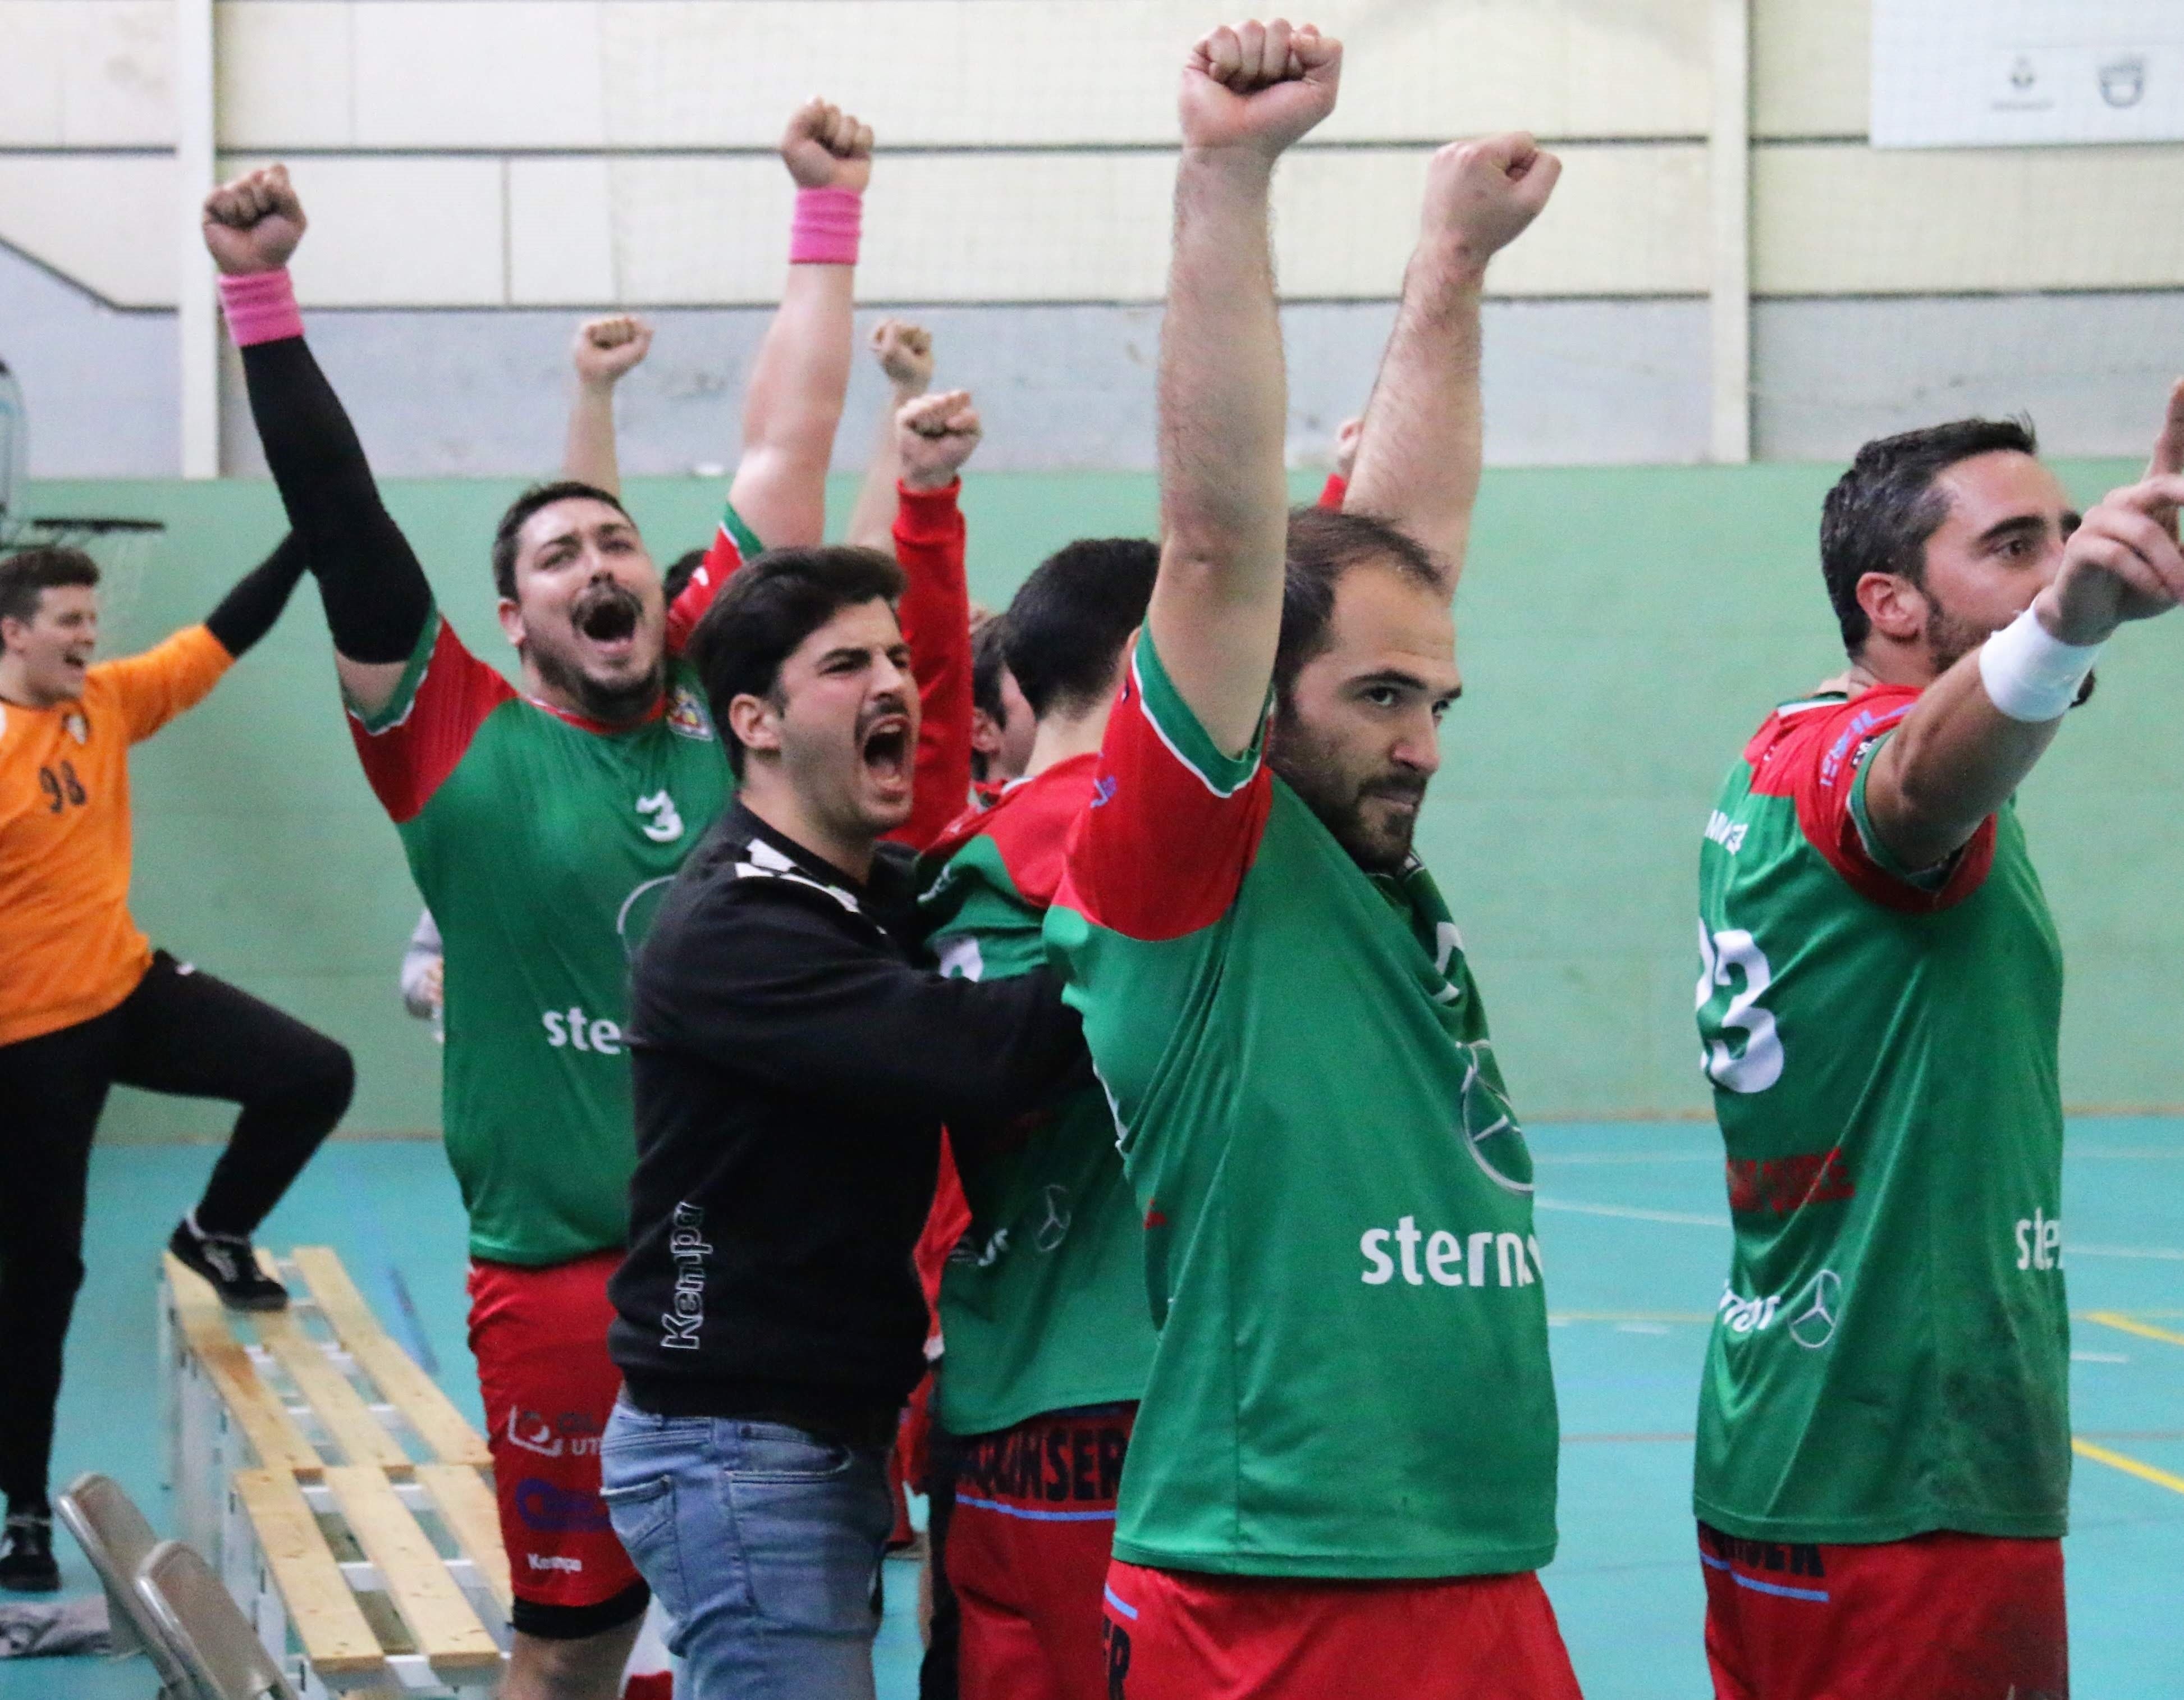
[1533, 1153, 1719, 1166]
[2071, 1245, 2184, 1262]
[1533, 1197, 1728, 1229]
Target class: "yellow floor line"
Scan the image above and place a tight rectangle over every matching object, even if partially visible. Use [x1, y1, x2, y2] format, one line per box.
[2073, 1439, 2184, 1498]
[2084, 1310, 2184, 1349]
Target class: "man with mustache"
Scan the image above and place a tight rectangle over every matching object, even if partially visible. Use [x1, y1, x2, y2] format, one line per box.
[202, 97, 935, 1700]
[1690, 400, 2184, 1700]
[1045, 19, 1580, 1698]
[600, 395, 1087, 1697]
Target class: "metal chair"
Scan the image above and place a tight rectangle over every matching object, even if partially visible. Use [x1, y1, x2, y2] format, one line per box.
[53, 1471, 195, 1698]
[135, 1539, 300, 1700]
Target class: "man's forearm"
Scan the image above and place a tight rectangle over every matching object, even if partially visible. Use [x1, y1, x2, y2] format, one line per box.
[1145, 149, 1292, 756]
[1343, 246, 1486, 572]
[562, 380, 621, 495]
[203, 532, 309, 659]
[729, 260, 856, 550]
[1864, 652, 2062, 870]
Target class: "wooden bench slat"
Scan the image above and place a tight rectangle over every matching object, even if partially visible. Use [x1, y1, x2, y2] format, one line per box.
[415, 1464, 511, 1616]
[231, 1470, 388, 1676]
[289, 1248, 493, 1469]
[323, 1467, 501, 1672]
[255, 1306, 415, 1476]
[164, 1255, 324, 1478]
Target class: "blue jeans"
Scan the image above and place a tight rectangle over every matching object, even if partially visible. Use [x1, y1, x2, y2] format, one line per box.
[599, 1399, 895, 1699]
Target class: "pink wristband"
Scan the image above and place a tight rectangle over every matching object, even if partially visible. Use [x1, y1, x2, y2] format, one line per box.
[789, 186, 862, 266]
[218, 268, 304, 346]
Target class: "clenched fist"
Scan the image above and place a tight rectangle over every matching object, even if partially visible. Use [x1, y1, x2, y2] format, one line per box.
[782, 99, 874, 193]
[872, 320, 934, 397]
[1180, 19, 1341, 159]
[573, 316, 654, 387]
[1422, 132, 1562, 274]
[898, 390, 982, 492]
[202, 164, 306, 276]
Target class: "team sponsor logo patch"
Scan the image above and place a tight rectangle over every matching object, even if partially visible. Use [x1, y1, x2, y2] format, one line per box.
[513, 1478, 612, 1533]
[1725, 1147, 1855, 1216]
[663, 684, 715, 742]
[1718, 1268, 1842, 1350]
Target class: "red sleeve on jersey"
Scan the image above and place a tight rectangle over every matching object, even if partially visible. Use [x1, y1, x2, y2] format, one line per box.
[665, 530, 745, 657]
[349, 620, 516, 824]
[1318, 472, 1348, 510]
[886, 480, 976, 853]
[1056, 645, 1274, 943]
[1752, 688, 1997, 913]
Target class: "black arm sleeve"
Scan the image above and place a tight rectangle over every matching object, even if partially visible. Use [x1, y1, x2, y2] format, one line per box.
[203, 532, 309, 659]
[237, 337, 432, 664]
[646, 889, 1089, 1130]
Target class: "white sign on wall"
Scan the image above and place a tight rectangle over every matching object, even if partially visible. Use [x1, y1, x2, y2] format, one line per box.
[1874, 0, 2184, 148]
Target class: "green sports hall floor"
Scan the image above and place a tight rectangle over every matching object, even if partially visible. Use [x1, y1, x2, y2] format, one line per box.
[4, 1121, 2178, 1699]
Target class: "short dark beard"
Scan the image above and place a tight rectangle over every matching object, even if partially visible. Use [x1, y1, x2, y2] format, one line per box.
[528, 638, 663, 726]
[1267, 710, 1427, 875]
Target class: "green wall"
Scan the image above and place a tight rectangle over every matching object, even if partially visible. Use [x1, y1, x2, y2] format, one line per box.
[25, 458, 2176, 1141]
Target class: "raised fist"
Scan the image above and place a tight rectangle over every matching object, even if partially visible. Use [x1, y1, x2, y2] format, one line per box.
[2039, 380, 2184, 644]
[898, 389, 982, 492]
[872, 319, 934, 397]
[782, 99, 874, 193]
[202, 164, 306, 276]
[573, 315, 654, 387]
[1179, 20, 1341, 158]
[1422, 132, 1562, 270]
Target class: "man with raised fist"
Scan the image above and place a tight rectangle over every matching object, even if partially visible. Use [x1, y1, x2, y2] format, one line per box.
[1690, 394, 2184, 1700]
[1045, 21, 1581, 1698]
[200, 98, 966, 1699]
[564, 313, 654, 496]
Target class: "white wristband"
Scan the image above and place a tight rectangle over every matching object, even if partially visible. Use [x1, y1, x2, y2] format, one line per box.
[1977, 605, 2103, 723]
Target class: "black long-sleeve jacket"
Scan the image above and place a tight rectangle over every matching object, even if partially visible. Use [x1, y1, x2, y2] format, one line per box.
[608, 799, 1088, 1440]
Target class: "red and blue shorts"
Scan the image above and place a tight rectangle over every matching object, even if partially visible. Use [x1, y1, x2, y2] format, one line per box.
[1098, 1559, 1581, 1700]
[468, 1251, 646, 1633]
[949, 1404, 1135, 1700]
[1697, 1520, 2066, 1700]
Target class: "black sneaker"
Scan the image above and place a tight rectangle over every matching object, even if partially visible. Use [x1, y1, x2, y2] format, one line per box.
[168, 1218, 290, 1311]
[0, 1511, 59, 1593]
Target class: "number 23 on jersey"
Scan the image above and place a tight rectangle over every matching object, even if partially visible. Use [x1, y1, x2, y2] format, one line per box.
[1697, 922, 1782, 1094]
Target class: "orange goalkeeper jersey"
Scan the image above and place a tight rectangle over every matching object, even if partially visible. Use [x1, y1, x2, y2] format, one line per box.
[0, 624, 233, 1045]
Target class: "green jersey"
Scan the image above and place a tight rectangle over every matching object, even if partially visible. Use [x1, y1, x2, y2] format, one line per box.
[1694, 686, 2069, 1543]
[919, 753, 1157, 1436]
[1045, 634, 1559, 1579]
[351, 604, 732, 1265]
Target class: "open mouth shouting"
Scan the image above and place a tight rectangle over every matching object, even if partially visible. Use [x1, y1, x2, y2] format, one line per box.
[572, 581, 644, 667]
[858, 703, 914, 800]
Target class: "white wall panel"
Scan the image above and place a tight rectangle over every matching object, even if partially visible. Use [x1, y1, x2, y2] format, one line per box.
[62, 0, 173, 145]
[509, 156, 616, 303]
[352, 1, 605, 148]
[222, 154, 507, 305]
[0, 4, 67, 144]
[1752, 0, 1867, 139]
[217, 2, 354, 148]
[1755, 143, 2184, 295]
[0, 153, 175, 304]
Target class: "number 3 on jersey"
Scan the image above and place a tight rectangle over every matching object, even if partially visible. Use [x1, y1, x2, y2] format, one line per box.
[1697, 922, 1782, 1093]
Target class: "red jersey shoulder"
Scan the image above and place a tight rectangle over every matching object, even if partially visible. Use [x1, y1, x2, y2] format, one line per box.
[1745, 685, 1994, 913]
[351, 620, 518, 824]
[927, 755, 1098, 911]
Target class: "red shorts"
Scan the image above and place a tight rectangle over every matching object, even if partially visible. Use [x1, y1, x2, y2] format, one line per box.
[949, 1405, 1135, 1700]
[467, 1251, 642, 1614]
[1698, 1521, 2067, 1700]
[1100, 1559, 1581, 1700]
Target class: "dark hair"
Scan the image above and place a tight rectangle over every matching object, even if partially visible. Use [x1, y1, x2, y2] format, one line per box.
[690, 545, 906, 776]
[1004, 537, 1160, 720]
[661, 549, 706, 607]
[972, 614, 1010, 723]
[1274, 508, 1445, 703]
[0, 545, 100, 628]
[1820, 418, 2039, 655]
[489, 480, 634, 600]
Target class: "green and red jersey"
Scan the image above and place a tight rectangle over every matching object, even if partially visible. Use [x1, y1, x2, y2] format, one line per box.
[919, 754, 1158, 1437]
[1695, 686, 2069, 1544]
[1045, 633, 1559, 1579]
[349, 486, 972, 1267]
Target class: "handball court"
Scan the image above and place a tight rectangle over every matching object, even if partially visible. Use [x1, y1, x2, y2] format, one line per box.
[5, 1118, 2176, 1700]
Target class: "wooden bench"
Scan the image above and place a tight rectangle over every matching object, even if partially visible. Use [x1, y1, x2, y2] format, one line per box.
[161, 1247, 509, 1697]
